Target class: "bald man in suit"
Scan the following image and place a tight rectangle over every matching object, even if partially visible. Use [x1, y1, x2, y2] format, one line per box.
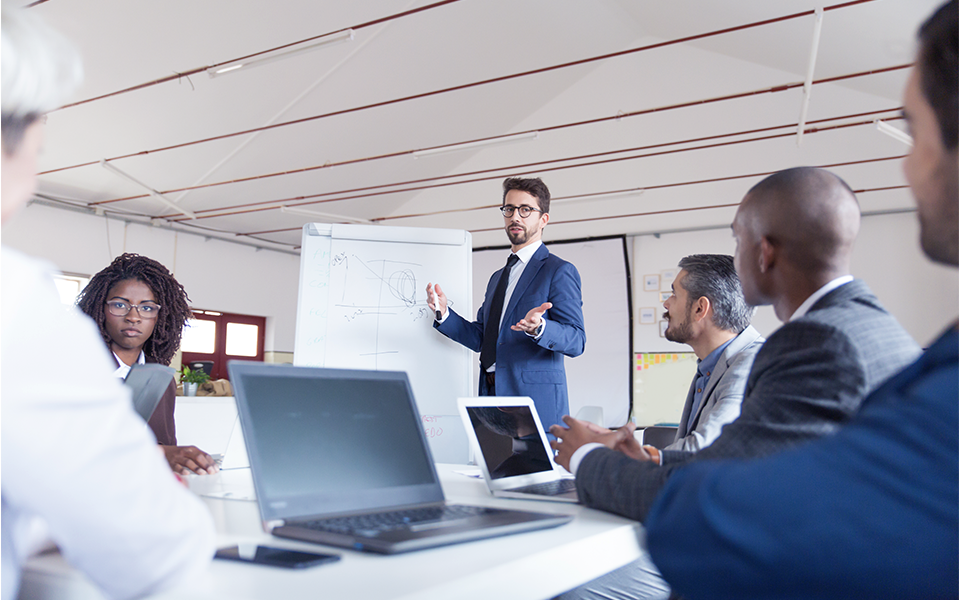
[645, 3, 958, 597]
[551, 167, 920, 525]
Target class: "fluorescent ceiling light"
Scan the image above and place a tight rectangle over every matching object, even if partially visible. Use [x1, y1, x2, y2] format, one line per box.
[796, 7, 824, 147]
[281, 205, 374, 225]
[552, 188, 645, 205]
[100, 159, 196, 219]
[875, 120, 913, 147]
[207, 30, 355, 78]
[412, 131, 539, 158]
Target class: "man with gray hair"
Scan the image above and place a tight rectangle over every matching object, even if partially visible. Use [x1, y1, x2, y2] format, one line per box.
[651, 254, 764, 461]
[555, 254, 763, 600]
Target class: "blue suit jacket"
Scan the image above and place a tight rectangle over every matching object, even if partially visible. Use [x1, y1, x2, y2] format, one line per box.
[435, 244, 585, 430]
[646, 327, 959, 600]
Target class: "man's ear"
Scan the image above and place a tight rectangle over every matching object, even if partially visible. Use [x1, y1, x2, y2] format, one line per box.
[758, 236, 776, 273]
[540, 212, 550, 227]
[691, 296, 711, 323]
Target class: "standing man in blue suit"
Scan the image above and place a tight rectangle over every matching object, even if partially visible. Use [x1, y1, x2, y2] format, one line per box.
[427, 177, 585, 432]
[644, 3, 958, 598]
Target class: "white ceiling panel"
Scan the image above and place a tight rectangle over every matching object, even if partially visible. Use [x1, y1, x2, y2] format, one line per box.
[28, 0, 939, 250]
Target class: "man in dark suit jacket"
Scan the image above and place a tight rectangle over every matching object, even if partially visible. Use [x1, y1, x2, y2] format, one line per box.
[428, 177, 585, 431]
[550, 167, 920, 526]
[645, 4, 958, 598]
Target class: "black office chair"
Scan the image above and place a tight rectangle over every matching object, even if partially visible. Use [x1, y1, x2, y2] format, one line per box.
[188, 361, 214, 377]
[639, 425, 679, 450]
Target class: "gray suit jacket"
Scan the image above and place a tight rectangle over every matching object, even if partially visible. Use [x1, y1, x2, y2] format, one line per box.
[576, 279, 921, 523]
[665, 325, 765, 453]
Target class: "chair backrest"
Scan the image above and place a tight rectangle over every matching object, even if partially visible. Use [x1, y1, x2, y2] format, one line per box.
[189, 360, 214, 376]
[639, 425, 678, 449]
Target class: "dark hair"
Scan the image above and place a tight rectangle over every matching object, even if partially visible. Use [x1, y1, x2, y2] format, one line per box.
[917, 0, 958, 150]
[77, 253, 193, 365]
[1, 113, 38, 156]
[677, 254, 754, 332]
[502, 177, 551, 214]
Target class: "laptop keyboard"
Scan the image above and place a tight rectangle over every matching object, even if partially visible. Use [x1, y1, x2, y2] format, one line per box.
[301, 505, 493, 537]
[511, 478, 577, 496]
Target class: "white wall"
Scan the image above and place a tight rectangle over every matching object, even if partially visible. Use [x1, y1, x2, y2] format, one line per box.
[631, 211, 959, 352]
[5, 204, 955, 357]
[3, 203, 301, 352]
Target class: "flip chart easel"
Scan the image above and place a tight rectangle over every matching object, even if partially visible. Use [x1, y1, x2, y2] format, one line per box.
[294, 223, 473, 463]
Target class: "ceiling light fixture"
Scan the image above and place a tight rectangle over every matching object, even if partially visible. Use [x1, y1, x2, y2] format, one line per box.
[552, 188, 646, 205]
[280, 205, 374, 225]
[100, 159, 196, 219]
[412, 131, 539, 158]
[796, 7, 824, 147]
[207, 29, 355, 78]
[874, 120, 913, 147]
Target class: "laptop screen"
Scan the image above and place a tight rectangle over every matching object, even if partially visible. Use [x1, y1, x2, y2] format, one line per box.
[466, 406, 553, 480]
[231, 364, 442, 520]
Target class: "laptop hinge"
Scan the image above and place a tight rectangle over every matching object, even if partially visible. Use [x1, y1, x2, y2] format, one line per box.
[264, 519, 284, 532]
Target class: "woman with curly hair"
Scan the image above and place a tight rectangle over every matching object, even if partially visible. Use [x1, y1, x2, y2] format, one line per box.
[78, 253, 218, 475]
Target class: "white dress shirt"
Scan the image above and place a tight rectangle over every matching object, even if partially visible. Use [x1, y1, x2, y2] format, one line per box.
[112, 350, 145, 378]
[1, 247, 215, 600]
[789, 276, 854, 321]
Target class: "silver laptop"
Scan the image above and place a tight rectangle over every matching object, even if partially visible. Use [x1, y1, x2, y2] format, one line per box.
[458, 397, 578, 503]
[228, 362, 572, 554]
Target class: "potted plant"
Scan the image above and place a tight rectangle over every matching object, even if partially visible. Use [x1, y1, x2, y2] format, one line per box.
[180, 365, 210, 397]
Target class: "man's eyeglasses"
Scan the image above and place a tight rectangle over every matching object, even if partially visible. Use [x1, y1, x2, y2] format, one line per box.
[500, 205, 543, 218]
[105, 301, 162, 319]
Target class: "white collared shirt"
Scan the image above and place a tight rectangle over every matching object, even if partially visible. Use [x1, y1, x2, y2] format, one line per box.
[499, 240, 542, 329]
[112, 350, 146, 379]
[789, 276, 854, 321]
[437, 241, 547, 368]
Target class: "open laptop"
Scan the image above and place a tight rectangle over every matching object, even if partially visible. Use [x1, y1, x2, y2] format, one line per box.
[228, 361, 572, 554]
[123, 363, 175, 422]
[458, 397, 578, 503]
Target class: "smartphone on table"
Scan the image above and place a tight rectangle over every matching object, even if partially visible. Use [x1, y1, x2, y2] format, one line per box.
[215, 544, 340, 569]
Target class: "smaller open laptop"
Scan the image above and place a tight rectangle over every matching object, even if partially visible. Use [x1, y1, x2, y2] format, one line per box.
[229, 362, 572, 554]
[123, 363, 175, 422]
[458, 397, 578, 503]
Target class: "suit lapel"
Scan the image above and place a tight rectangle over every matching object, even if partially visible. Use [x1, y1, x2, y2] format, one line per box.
[502, 244, 548, 330]
[676, 376, 698, 439]
[684, 326, 761, 432]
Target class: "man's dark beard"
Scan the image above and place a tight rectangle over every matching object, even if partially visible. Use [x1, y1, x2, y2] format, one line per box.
[664, 307, 693, 344]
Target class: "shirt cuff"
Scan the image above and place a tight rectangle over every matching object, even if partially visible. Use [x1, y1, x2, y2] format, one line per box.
[525, 317, 547, 339]
[436, 309, 449, 324]
[569, 442, 605, 476]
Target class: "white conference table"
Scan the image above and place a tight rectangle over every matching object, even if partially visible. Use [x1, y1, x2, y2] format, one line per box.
[19, 464, 645, 600]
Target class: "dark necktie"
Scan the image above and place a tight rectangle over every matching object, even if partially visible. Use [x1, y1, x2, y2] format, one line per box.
[480, 253, 520, 370]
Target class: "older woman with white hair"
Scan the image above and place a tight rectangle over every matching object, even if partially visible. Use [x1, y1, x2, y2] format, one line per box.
[1, 3, 215, 599]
